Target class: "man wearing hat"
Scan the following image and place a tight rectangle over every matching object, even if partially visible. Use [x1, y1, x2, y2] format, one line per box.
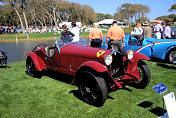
[143, 21, 153, 38]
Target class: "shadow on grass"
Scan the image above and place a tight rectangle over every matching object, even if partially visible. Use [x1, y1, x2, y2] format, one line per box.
[149, 57, 176, 70]
[69, 86, 132, 107]
[149, 57, 166, 63]
[138, 101, 167, 117]
[0, 65, 11, 69]
[138, 101, 153, 108]
[149, 107, 167, 116]
[157, 63, 176, 70]
[30, 69, 133, 107]
[69, 90, 115, 107]
[43, 69, 74, 84]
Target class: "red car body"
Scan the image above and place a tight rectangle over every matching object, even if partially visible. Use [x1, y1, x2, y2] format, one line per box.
[26, 42, 151, 106]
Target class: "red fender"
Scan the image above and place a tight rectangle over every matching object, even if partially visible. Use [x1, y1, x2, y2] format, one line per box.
[133, 52, 150, 61]
[26, 52, 46, 71]
[122, 52, 150, 81]
[78, 61, 108, 72]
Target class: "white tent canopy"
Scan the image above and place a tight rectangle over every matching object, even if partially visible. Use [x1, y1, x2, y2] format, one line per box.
[97, 19, 123, 25]
[59, 22, 82, 27]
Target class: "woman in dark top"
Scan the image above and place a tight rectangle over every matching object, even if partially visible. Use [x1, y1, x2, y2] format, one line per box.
[61, 25, 74, 36]
[61, 25, 75, 43]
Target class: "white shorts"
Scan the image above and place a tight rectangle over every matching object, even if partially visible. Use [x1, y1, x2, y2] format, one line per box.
[155, 32, 161, 39]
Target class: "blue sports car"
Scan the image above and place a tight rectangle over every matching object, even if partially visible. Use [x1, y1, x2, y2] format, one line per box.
[101, 35, 176, 64]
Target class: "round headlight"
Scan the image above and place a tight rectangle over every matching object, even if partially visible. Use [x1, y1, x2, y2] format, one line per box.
[104, 55, 112, 66]
[127, 50, 133, 60]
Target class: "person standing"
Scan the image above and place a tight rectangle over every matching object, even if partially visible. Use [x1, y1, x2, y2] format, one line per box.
[105, 21, 125, 52]
[143, 21, 153, 38]
[61, 25, 75, 42]
[164, 22, 172, 39]
[133, 23, 143, 40]
[89, 23, 103, 48]
[154, 21, 163, 39]
[70, 22, 80, 42]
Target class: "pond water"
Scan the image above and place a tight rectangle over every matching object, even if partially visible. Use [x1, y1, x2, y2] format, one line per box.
[0, 38, 90, 63]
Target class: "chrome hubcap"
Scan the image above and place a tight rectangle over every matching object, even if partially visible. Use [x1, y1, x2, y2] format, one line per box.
[169, 51, 176, 63]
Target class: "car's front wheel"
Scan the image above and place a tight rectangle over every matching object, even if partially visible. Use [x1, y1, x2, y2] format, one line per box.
[132, 60, 151, 89]
[26, 56, 41, 78]
[78, 71, 108, 106]
[166, 49, 176, 64]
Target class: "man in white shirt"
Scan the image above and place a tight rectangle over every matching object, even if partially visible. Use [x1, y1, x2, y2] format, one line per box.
[71, 22, 80, 42]
[154, 21, 163, 39]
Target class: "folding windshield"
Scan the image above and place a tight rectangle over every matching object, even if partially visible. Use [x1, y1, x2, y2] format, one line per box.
[55, 38, 71, 53]
[55, 35, 89, 53]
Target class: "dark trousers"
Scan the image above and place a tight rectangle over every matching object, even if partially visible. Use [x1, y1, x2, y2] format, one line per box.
[134, 35, 143, 45]
[165, 36, 171, 39]
[90, 39, 101, 48]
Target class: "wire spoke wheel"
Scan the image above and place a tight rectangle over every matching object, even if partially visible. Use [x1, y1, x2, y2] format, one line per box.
[26, 56, 41, 78]
[132, 60, 151, 89]
[169, 50, 176, 64]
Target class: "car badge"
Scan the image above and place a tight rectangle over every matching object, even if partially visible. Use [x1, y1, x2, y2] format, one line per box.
[97, 50, 105, 57]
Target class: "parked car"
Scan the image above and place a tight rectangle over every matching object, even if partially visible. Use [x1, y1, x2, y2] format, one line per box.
[25, 38, 151, 106]
[122, 35, 176, 64]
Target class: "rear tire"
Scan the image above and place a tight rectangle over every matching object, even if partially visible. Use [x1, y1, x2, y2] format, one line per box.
[26, 56, 42, 78]
[78, 71, 108, 106]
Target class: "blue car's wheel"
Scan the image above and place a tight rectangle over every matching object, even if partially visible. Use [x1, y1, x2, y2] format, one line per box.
[167, 49, 176, 64]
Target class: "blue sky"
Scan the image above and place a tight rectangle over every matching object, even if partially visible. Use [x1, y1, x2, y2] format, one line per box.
[65, 0, 176, 21]
[0, 0, 175, 21]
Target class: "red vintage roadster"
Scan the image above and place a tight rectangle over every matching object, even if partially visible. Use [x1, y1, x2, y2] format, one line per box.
[25, 39, 151, 106]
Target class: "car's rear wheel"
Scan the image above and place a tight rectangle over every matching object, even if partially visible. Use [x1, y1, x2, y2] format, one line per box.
[166, 49, 176, 64]
[132, 60, 151, 89]
[78, 71, 108, 106]
[26, 56, 41, 78]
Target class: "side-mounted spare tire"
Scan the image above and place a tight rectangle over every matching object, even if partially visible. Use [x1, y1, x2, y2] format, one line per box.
[78, 71, 108, 106]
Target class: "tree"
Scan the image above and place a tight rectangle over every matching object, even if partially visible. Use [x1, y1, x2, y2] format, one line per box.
[169, 4, 176, 12]
[0, 4, 19, 26]
[0, 0, 98, 27]
[1, 0, 26, 33]
[105, 14, 113, 19]
[28, 0, 45, 27]
[96, 13, 105, 21]
[156, 14, 176, 22]
[21, 0, 29, 31]
[114, 3, 150, 25]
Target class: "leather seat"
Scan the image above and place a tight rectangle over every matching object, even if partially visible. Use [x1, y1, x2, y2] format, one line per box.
[44, 45, 56, 58]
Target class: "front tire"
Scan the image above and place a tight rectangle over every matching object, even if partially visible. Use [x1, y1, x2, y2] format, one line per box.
[78, 71, 108, 106]
[26, 56, 41, 78]
[132, 60, 151, 89]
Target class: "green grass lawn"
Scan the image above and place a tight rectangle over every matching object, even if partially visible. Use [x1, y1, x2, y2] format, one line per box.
[0, 32, 61, 42]
[0, 60, 175, 118]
